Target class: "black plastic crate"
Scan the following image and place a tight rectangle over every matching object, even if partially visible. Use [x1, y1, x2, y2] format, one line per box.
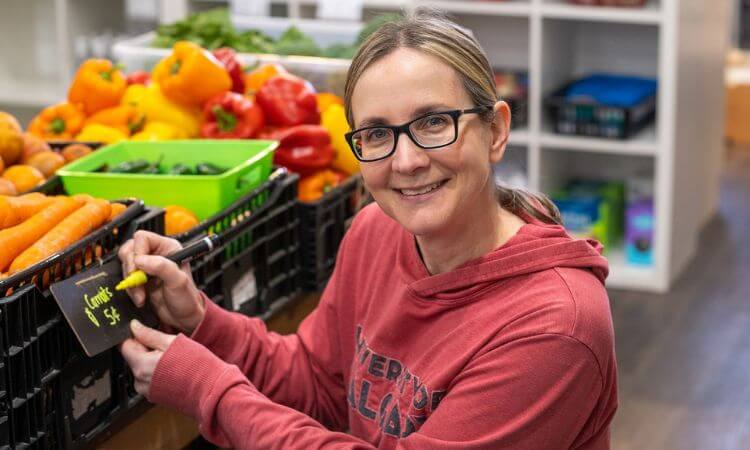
[60, 350, 118, 447]
[545, 79, 656, 140]
[4, 371, 63, 450]
[176, 171, 302, 315]
[0, 198, 165, 450]
[0, 286, 59, 406]
[298, 175, 368, 292]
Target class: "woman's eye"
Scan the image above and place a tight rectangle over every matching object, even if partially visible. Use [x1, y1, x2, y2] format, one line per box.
[416, 115, 448, 130]
[366, 129, 388, 141]
[427, 116, 447, 126]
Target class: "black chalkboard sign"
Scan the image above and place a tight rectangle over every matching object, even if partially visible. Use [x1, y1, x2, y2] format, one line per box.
[50, 259, 159, 357]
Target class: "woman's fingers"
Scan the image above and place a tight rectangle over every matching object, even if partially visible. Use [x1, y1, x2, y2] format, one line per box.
[120, 338, 149, 368]
[133, 254, 192, 292]
[133, 230, 183, 257]
[130, 319, 176, 352]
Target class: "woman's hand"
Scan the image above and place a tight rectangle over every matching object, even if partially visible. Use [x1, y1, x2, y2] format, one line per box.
[120, 320, 176, 397]
[118, 230, 205, 334]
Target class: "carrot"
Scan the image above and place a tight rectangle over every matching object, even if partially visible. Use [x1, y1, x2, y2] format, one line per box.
[107, 202, 127, 222]
[0, 197, 84, 272]
[0, 193, 57, 229]
[71, 193, 95, 203]
[9, 199, 111, 274]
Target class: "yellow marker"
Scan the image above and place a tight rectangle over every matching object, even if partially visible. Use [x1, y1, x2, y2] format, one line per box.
[115, 270, 148, 291]
[115, 235, 221, 291]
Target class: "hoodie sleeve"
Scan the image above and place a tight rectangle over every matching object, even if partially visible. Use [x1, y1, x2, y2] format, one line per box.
[165, 281, 348, 432]
[152, 225, 357, 433]
[149, 332, 609, 449]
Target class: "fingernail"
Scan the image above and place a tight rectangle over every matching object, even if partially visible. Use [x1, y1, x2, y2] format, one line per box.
[131, 319, 143, 330]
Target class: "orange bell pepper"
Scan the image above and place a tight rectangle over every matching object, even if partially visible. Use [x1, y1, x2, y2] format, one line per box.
[27, 102, 86, 140]
[244, 63, 287, 95]
[68, 59, 127, 115]
[152, 41, 232, 107]
[84, 105, 145, 135]
[298, 170, 344, 202]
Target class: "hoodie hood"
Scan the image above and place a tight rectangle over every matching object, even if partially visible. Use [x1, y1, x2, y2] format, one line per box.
[397, 220, 609, 301]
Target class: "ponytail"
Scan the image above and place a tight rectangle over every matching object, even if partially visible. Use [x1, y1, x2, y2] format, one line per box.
[497, 186, 562, 225]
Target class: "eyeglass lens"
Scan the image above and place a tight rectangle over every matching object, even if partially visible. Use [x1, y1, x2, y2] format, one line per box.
[351, 112, 455, 161]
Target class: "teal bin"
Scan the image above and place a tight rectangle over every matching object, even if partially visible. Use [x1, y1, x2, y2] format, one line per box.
[57, 140, 277, 220]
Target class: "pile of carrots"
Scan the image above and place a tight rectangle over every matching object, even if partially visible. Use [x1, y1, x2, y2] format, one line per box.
[0, 193, 126, 277]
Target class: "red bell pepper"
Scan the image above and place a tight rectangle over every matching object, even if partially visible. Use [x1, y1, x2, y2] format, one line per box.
[271, 124, 334, 176]
[201, 92, 265, 139]
[126, 70, 151, 86]
[212, 47, 245, 94]
[255, 74, 320, 127]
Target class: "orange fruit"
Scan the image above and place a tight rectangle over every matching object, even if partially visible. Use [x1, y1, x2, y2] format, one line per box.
[0, 111, 21, 133]
[164, 205, 196, 217]
[0, 178, 17, 196]
[25, 151, 66, 178]
[0, 121, 23, 166]
[21, 133, 51, 163]
[165, 205, 199, 236]
[61, 143, 92, 162]
[2, 165, 45, 193]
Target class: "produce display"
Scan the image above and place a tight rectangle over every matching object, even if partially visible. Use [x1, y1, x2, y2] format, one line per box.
[152, 8, 398, 59]
[0, 193, 126, 275]
[0, 111, 96, 195]
[14, 37, 360, 206]
[0, 26, 364, 300]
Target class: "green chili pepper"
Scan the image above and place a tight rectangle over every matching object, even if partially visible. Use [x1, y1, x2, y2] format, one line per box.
[168, 163, 194, 175]
[109, 159, 150, 173]
[143, 154, 165, 174]
[195, 162, 225, 175]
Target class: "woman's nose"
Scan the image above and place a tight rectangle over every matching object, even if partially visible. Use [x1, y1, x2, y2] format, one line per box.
[391, 134, 430, 174]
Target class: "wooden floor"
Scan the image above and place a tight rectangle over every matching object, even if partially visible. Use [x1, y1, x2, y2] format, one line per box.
[610, 148, 750, 450]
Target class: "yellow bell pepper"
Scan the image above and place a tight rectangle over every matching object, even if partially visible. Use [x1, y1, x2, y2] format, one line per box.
[121, 83, 201, 138]
[322, 104, 359, 175]
[75, 123, 128, 144]
[316, 92, 344, 115]
[152, 41, 232, 107]
[131, 122, 187, 141]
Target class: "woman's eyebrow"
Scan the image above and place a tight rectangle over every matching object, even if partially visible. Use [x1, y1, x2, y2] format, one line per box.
[357, 103, 453, 129]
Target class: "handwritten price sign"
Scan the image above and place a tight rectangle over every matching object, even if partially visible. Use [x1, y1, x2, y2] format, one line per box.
[51, 258, 158, 357]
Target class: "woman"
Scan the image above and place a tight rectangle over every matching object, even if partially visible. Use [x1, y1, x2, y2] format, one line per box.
[119, 8, 617, 449]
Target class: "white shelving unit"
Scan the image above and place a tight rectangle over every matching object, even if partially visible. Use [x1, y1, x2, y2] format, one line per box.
[404, 0, 728, 292]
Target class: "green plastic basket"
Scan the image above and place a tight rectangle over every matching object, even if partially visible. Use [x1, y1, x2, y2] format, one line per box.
[56, 140, 277, 220]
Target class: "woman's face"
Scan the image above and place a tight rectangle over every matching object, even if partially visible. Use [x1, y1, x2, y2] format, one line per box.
[350, 47, 510, 238]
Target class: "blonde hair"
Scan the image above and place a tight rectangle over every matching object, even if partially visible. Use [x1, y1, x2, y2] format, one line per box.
[344, 7, 561, 225]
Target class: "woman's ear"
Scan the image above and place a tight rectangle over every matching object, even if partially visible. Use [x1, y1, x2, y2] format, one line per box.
[489, 100, 511, 165]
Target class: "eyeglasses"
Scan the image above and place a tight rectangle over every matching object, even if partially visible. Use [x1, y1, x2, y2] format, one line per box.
[345, 105, 493, 162]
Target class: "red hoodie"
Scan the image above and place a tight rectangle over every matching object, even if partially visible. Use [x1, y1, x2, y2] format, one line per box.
[150, 203, 617, 449]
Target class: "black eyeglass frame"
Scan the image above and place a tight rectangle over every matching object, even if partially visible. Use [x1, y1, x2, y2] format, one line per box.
[345, 105, 494, 162]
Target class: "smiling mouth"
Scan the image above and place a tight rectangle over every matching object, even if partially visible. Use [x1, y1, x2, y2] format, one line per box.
[394, 180, 448, 196]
